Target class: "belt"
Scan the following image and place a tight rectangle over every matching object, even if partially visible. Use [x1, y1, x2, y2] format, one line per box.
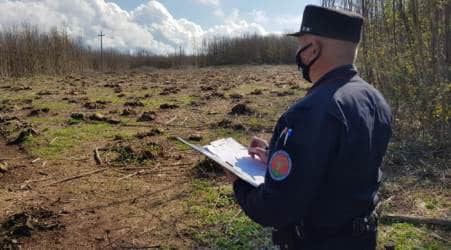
[272, 212, 378, 249]
[297, 211, 379, 239]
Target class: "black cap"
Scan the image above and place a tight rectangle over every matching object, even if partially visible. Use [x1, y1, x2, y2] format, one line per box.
[287, 5, 364, 43]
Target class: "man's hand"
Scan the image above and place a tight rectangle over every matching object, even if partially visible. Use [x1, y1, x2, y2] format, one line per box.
[248, 136, 269, 164]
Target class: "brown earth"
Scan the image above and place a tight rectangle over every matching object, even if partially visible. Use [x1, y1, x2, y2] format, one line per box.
[0, 139, 195, 249]
[0, 65, 305, 249]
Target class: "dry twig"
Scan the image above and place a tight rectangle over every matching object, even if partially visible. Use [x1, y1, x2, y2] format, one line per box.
[44, 168, 107, 186]
[94, 148, 103, 165]
[165, 116, 177, 125]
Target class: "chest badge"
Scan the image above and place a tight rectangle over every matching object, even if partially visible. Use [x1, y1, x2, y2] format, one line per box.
[279, 127, 288, 138]
[269, 150, 292, 181]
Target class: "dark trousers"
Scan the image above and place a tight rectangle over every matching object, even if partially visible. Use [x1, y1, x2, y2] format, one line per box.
[275, 228, 377, 250]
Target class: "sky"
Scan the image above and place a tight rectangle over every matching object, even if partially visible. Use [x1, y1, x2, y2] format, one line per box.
[0, 0, 317, 54]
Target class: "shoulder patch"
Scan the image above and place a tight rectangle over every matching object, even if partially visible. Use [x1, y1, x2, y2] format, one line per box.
[269, 150, 292, 181]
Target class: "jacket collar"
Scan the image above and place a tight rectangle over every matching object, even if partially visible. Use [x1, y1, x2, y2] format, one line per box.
[307, 64, 357, 94]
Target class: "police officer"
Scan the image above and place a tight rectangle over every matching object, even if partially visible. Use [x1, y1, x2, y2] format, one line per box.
[225, 5, 392, 250]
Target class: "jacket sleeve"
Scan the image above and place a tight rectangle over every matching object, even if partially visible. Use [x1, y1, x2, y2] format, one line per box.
[233, 108, 343, 227]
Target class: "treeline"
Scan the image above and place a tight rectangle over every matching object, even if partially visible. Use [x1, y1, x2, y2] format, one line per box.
[198, 35, 297, 65]
[322, 0, 450, 163]
[0, 25, 132, 76]
[0, 25, 297, 77]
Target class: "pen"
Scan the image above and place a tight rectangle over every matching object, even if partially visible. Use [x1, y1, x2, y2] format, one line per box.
[225, 161, 234, 168]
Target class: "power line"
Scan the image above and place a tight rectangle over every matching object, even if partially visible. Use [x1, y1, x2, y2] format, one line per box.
[98, 31, 105, 71]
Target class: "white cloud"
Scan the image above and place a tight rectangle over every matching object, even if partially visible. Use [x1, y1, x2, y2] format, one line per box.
[213, 8, 225, 17]
[193, 0, 220, 6]
[247, 9, 300, 34]
[0, 0, 266, 54]
[251, 10, 268, 24]
[203, 9, 266, 38]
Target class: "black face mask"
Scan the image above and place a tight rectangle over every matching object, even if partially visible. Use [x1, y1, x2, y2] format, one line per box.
[296, 43, 320, 83]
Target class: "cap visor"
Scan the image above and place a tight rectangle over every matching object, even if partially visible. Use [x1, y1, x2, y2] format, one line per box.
[286, 31, 303, 37]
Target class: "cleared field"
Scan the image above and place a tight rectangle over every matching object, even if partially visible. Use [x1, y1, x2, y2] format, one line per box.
[0, 65, 449, 249]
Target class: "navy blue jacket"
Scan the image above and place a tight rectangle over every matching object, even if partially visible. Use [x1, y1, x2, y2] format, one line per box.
[233, 65, 392, 231]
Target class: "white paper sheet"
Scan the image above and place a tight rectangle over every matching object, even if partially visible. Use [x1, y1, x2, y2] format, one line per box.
[177, 137, 266, 187]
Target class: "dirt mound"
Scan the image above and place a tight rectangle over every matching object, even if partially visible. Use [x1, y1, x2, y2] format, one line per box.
[70, 113, 84, 120]
[121, 108, 137, 116]
[135, 128, 164, 139]
[37, 91, 52, 96]
[9, 128, 38, 145]
[229, 93, 243, 100]
[271, 90, 295, 97]
[159, 86, 180, 95]
[66, 90, 86, 96]
[159, 103, 179, 110]
[137, 111, 156, 122]
[0, 115, 18, 123]
[84, 101, 106, 110]
[200, 85, 216, 91]
[124, 100, 144, 107]
[28, 108, 50, 117]
[229, 103, 254, 115]
[87, 113, 121, 125]
[103, 141, 164, 164]
[214, 118, 246, 131]
[88, 113, 106, 122]
[103, 83, 123, 93]
[203, 91, 225, 100]
[249, 89, 263, 95]
[191, 158, 224, 179]
[0, 207, 63, 249]
[95, 100, 112, 105]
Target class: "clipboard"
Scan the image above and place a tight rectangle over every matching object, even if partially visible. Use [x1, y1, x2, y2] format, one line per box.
[177, 137, 266, 187]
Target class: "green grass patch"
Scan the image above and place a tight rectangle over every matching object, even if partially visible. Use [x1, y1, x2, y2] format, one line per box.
[24, 123, 133, 159]
[424, 197, 440, 210]
[186, 179, 273, 249]
[230, 83, 263, 95]
[178, 94, 200, 106]
[141, 96, 173, 108]
[27, 116, 66, 127]
[378, 223, 450, 250]
[141, 94, 197, 108]
[240, 116, 276, 131]
[87, 87, 125, 105]
[169, 136, 191, 151]
[208, 128, 250, 145]
[0, 91, 36, 102]
[33, 100, 74, 111]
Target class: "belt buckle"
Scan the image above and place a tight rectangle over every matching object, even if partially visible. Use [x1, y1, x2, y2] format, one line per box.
[352, 218, 367, 237]
[295, 219, 304, 239]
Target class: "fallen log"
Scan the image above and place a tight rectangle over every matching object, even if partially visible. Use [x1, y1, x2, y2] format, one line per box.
[381, 214, 451, 227]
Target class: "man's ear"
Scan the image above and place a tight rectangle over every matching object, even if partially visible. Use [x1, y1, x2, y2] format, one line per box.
[310, 38, 322, 60]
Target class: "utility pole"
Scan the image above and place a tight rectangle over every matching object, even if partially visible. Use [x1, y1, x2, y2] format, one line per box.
[98, 31, 105, 71]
